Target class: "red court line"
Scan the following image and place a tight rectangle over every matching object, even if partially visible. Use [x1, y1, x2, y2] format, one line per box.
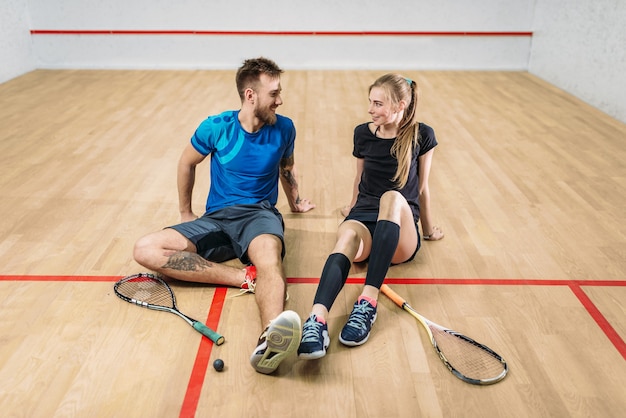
[289, 277, 626, 287]
[291, 277, 626, 364]
[30, 29, 533, 37]
[179, 286, 227, 418]
[2, 275, 623, 286]
[0, 275, 122, 282]
[569, 284, 626, 361]
[2, 274, 623, 413]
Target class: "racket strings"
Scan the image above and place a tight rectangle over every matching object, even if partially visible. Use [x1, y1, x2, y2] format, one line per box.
[117, 277, 176, 309]
[431, 327, 505, 380]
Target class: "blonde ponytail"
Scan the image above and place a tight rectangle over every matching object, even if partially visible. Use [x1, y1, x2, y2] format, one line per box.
[370, 74, 420, 189]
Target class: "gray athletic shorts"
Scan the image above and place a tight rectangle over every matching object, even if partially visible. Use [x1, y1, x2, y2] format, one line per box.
[168, 200, 285, 265]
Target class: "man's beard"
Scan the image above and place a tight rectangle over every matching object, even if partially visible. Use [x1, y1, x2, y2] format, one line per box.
[254, 105, 277, 126]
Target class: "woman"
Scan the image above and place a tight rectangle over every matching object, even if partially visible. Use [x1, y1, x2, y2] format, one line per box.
[298, 74, 443, 359]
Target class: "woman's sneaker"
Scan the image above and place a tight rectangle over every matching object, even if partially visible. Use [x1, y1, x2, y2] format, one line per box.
[250, 310, 301, 374]
[339, 298, 377, 346]
[298, 314, 330, 360]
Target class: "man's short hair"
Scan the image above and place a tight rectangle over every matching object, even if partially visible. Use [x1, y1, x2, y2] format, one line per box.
[236, 57, 284, 100]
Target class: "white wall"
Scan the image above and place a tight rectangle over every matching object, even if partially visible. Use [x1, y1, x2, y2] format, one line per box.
[1, 0, 624, 123]
[27, 0, 534, 70]
[0, 0, 35, 84]
[529, 0, 626, 123]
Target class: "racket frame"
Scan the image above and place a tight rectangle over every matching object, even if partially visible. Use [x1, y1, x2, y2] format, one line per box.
[381, 284, 507, 385]
[114, 273, 225, 345]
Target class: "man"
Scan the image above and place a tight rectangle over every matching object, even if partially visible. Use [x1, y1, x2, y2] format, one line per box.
[133, 57, 315, 374]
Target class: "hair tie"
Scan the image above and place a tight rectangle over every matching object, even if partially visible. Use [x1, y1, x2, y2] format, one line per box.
[405, 77, 413, 86]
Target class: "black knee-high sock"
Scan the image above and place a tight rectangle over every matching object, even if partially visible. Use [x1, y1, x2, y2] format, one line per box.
[365, 220, 400, 289]
[313, 253, 352, 311]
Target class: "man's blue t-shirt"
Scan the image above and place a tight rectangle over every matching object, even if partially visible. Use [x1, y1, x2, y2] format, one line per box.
[190, 110, 295, 214]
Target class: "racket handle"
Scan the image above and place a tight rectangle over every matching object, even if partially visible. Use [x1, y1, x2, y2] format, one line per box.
[380, 284, 406, 308]
[193, 321, 226, 345]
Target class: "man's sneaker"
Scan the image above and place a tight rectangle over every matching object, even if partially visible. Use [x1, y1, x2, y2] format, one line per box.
[298, 314, 330, 360]
[250, 310, 302, 374]
[240, 265, 257, 294]
[235, 266, 289, 301]
[339, 298, 377, 346]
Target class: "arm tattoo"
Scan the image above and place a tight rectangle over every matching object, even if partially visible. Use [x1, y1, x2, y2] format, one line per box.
[280, 155, 298, 186]
[280, 155, 301, 206]
[282, 168, 301, 204]
[162, 252, 213, 272]
[281, 168, 298, 186]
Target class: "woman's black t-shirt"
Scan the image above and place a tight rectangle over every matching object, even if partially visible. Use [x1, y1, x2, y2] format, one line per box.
[350, 122, 438, 222]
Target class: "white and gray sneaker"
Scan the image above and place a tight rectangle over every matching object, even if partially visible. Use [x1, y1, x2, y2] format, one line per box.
[250, 310, 302, 374]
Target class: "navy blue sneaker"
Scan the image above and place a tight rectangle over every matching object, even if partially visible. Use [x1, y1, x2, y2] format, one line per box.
[298, 314, 330, 360]
[339, 299, 377, 346]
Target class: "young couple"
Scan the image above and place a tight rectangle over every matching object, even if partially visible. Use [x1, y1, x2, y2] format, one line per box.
[133, 57, 443, 375]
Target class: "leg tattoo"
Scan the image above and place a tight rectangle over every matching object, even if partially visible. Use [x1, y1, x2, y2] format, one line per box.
[162, 251, 214, 272]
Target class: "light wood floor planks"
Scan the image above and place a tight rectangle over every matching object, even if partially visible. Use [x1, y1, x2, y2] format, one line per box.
[0, 69, 625, 417]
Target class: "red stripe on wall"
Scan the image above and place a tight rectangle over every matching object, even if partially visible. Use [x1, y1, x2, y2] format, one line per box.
[30, 29, 533, 37]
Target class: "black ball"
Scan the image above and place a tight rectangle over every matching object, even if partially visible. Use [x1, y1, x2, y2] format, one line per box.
[213, 358, 225, 372]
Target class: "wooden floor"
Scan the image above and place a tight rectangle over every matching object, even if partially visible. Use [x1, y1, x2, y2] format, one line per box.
[0, 69, 625, 417]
